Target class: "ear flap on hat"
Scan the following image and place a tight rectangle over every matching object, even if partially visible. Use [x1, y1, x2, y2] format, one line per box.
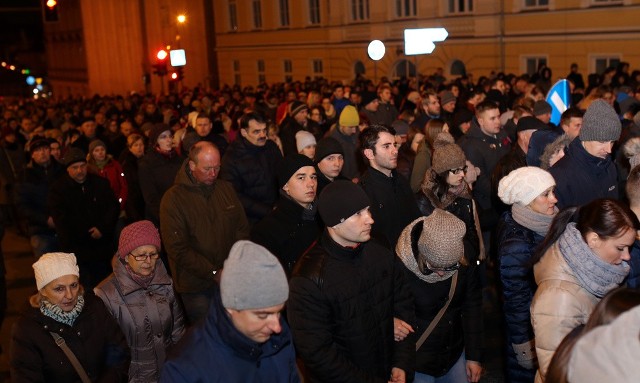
[410, 221, 426, 274]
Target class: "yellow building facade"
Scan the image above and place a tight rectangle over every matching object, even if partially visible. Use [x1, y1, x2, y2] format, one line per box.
[216, 0, 640, 86]
[45, 0, 640, 96]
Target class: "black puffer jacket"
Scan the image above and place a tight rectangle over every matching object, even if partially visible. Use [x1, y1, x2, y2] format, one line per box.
[250, 195, 321, 277]
[288, 231, 416, 383]
[10, 293, 130, 383]
[220, 137, 282, 224]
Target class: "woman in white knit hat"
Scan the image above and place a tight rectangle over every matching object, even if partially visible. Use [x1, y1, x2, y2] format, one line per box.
[496, 166, 558, 383]
[10, 252, 130, 382]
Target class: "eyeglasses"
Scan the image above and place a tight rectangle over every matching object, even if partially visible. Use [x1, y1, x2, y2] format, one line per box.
[418, 260, 460, 276]
[129, 252, 159, 261]
[449, 166, 468, 175]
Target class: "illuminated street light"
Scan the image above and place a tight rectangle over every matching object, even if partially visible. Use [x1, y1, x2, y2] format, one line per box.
[177, 14, 186, 24]
[367, 40, 386, 82]
[46, 0, 57, 8]
[157, 49, 168, 60]
[9, 65, 15, 70]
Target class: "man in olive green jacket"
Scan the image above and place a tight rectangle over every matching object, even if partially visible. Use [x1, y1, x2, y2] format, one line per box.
[160, 141, 250, 325]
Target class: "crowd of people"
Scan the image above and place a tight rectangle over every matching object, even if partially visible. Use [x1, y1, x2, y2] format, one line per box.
[1, 61, 640, 382]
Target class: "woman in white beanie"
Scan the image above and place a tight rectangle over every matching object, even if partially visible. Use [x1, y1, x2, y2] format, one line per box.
[10, 252, 130, 382]
[529, 199, 636, 383]
[395, 209, 483, 383]
[496, 166, 558, 383]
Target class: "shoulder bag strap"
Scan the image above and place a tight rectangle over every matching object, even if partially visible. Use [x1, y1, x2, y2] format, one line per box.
[49, 331, 93, 383]
[415, 271, 458, 351]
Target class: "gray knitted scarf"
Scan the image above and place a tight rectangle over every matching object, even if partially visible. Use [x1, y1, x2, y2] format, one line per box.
[511, 203, 557, 237]
[558, 223, 629, 298]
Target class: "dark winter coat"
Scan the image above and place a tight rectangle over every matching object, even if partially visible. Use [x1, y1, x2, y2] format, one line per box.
[359, 168, 421, 249]
[138, 150, 184, 226]
[497, 211, 544, 383]
[48, 173, 120, 263]
[160, 287, 300, 383]
[10, 293, 130, 383]
[627, 239, 640, 289]
[160, 163, 250, 294]
[14, 160, 65, 236]
[315, 168, 349, 196]
[251, 195, 321, 277]
[288, 231, 416, 383]
[219, 137, 283, 224]
[119, 150, 145, 223]
[457, 119, 511, 230]
[548, 138, 619, 209]
[95, 258, 186, 383]
[329, 128, 359, 180]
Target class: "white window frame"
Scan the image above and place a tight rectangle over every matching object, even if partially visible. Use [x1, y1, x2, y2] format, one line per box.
[589, 54, 621, 75]
[520, 55, 548, 76]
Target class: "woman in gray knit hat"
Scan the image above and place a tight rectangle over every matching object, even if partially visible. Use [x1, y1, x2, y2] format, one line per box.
[496, 166, 558, 383]
[529, 199, 636, 383]
[416, 132, 483, 264]
[395, 209, 484, 382]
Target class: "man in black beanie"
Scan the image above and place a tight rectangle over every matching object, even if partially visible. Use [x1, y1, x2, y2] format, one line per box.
[288, 180, 415, 383]
[314, 137, 348, 194]
[251, 154, 321, 276]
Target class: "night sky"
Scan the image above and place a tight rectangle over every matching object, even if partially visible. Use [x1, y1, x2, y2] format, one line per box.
[0, 0, 44, 65]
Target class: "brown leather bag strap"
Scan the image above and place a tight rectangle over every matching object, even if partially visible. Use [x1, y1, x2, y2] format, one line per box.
[415, 271, 458, 351]
[49, 332, 92, 383]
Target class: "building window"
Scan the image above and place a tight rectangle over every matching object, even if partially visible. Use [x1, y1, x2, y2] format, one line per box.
[252, 0, 262, 29]
[233, 60, 241, 86]
[591, 0, 622, 5]
[228, 0, 238, 31]
[449, 0, 473, 13]
[351, 0, 369, 21]
[279, 0, 290, 26]
[395, 0, 417, 17]
[309, 0, 321, 25]
[524, 0, 548, 7]
[284, 59, 293, 82]
[312, 59, 323, 75]
[257, 60, 265, 72]
[393, 59, 416, 78]
[523, 56, 547, 76]
[593, 56, 620, 75]
[450, 60, 466, 76]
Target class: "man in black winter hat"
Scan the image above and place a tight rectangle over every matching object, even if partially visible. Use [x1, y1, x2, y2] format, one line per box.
[288, 180, 415, 383]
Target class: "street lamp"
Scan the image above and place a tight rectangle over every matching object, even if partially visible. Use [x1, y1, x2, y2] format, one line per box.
[177, 14, 186, 24]
[367, 40, 385, 83]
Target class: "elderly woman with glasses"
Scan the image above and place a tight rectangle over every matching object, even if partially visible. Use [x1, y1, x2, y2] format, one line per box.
[416, 132, 483, 264]
[95, 220, 185, 383]
[395, 209, 483, 383]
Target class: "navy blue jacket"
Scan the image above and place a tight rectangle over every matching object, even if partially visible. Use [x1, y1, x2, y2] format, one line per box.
[161, 288, 300, 383]
[548, 138, 618, 209]
[628, 239, 640, 289]
[497, 211, 543, 383]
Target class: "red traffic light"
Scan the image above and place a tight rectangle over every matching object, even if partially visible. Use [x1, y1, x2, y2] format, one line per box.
[156, 49, 168, 61]
[46, 0, 57, 8]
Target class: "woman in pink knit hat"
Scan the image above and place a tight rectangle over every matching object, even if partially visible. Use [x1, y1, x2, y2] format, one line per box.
[95, 220, 185, 383]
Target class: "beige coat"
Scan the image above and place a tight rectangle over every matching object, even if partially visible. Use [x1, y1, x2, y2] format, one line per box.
[530, 242, 599, 383]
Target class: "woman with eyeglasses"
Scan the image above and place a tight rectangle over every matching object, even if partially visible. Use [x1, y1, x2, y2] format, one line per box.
[496, 167, 558, 383]
[95, 220, 186, 383]
[529, 199, 637, 383]
[416, 132, 483, 265]
[395, 209, 483, 383]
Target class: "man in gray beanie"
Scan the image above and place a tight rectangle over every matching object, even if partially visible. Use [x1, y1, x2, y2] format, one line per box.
[288, 180, 416, 383]
[161, 240, 300, 382]
[548, 99, 622, 208]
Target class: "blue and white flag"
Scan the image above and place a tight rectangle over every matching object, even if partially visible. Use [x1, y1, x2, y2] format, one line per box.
[546, 79, 571, 126]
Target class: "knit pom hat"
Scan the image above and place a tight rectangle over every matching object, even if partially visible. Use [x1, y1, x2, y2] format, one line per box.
[339, 105, 360, 127]
[277, 153, 315, 188]
[288, 101, 308, 117]
[315, 137, 344, 163]
[579, 99, 622, 142]
[221, 240, 289, 310]
[318, 180, 370, 227]
[498, 166, 556, 206]
[295, 130, 316, 152]
[33, 252, 80, 291]
[117, 220, 162, 259]
[431, 132, 466, 174]
[88, 139, 106, 155]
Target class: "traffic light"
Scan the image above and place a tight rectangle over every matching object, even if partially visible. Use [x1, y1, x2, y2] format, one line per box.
[153, 49, 168, 76]
[43, 0, 59, 22]
[169, 67, 184, 82]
